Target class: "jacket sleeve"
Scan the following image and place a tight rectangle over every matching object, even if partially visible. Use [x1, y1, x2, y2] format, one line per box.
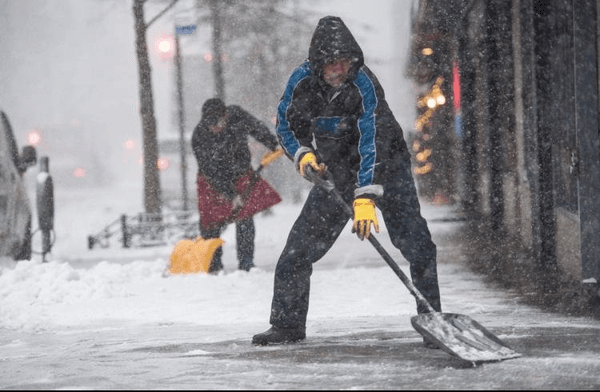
[191, 124, 207, 173]
[351, 68, 384, 199]
[275, 61, 316, 167]
[233, 106, 279, 151]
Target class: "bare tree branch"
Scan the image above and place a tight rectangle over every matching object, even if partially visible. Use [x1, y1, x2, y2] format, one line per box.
[147, 0, 179, 28]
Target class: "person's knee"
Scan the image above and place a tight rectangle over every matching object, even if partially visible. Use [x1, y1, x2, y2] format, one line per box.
[275, 250, 312, 277]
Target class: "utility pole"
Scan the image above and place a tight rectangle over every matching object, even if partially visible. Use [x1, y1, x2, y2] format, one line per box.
[174, 24, 196, 210]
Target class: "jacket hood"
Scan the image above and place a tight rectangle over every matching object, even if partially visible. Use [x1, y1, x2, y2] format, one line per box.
[308, 16, 364, 81]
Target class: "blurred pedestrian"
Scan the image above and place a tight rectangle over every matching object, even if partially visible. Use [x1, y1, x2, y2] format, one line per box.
[252, 16, 441, 347]
[191, 98, 282, 272]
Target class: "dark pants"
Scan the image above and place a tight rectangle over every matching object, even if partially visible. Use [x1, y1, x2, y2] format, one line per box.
[200, 217, 255, 271]
[269, 172, 441, 329]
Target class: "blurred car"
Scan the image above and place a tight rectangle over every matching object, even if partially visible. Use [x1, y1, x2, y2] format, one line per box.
[0, 110, 37, 260]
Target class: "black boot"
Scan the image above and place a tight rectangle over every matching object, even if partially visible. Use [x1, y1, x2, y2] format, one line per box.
[252, 326, 306, 345]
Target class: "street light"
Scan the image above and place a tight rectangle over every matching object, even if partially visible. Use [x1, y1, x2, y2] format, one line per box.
[174, 24, 196, 211]
[155, 24, 196, 211]
[156, 34, 175, 61]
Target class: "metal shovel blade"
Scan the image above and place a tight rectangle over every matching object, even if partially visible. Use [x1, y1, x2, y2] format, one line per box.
[411, 312, 521, 362]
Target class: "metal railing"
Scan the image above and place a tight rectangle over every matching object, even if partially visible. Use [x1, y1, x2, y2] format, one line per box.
[87, 210, 199, 249]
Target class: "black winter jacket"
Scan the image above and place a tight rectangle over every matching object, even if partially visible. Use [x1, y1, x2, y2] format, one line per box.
[275, 16, 412, 199]
[191, 105, 279, 199]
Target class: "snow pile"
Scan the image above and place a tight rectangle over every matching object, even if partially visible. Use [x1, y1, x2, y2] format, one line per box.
[0, 254, 417, 333]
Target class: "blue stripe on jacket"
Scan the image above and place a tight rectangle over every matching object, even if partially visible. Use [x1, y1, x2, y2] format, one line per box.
[276, 62, 312, 157]
[354, 69, 378, 188]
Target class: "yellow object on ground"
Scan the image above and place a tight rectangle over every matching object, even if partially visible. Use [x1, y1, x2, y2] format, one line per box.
[168, 237, 224, 274]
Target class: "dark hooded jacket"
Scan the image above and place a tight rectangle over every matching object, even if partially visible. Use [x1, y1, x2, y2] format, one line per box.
[275, 16, 411, 199]
[191, 105, 279, 200]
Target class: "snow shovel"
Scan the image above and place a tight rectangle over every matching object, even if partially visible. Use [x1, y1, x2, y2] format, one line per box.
[168, 236, 224, 274]
[308, 169, 521, 362]
[221, 148, 284, 226]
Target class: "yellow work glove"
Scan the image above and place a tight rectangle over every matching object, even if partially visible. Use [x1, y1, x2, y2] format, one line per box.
[298, 152, 326, 178]
[260, 148, 284, 167]
[352, 198, 380, 240]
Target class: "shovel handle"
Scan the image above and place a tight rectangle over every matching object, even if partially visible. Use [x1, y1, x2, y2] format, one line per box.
[308, 168, 436, 314]
[366, 233, 436, 313]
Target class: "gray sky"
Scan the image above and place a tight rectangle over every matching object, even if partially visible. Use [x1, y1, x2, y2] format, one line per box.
[0, 0, 416, 186]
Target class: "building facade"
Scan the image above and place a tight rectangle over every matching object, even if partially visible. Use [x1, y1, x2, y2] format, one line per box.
[408, 0, 600, 314]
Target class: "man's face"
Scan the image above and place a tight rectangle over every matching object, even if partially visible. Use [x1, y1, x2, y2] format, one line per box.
[322, 58, 351, 88]
[208, 115, 227, 134]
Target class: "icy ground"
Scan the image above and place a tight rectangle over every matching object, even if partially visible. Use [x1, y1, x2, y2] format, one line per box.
[1, 180, 600, 389]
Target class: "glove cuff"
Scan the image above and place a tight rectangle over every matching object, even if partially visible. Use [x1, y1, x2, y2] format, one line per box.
[353, 198, 376, 208]
[354, 185, 383, 199]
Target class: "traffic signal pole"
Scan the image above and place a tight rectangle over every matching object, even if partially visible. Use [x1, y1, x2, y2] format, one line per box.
[174, 31, 188, 211]
[173, 24, 197, 211]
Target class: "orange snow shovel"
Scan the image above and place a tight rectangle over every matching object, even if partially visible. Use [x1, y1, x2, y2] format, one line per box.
[168, 149, 284, 274]
[168, 236, 224, 274]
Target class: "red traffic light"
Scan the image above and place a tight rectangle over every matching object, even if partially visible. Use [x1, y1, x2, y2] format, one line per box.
[155, 34, 175, 60]
[27, 129, 42, 146]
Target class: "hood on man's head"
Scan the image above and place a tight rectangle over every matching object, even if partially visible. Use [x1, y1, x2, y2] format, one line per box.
[308, 16, 364, 80]
[202, 98, 226, 126]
